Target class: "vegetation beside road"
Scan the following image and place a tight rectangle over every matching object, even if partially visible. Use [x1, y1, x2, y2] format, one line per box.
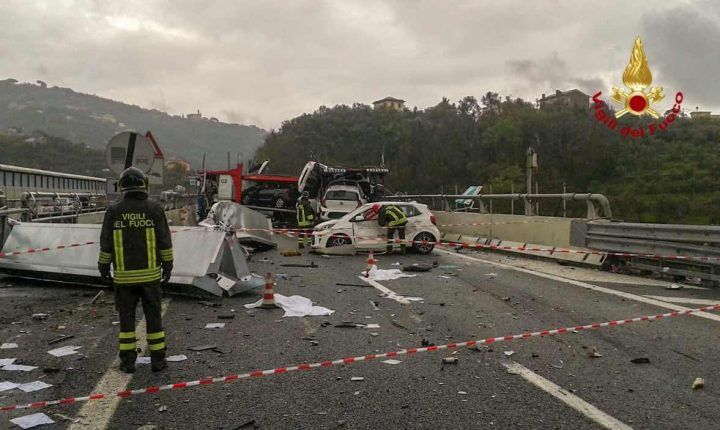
[257, 94, 720, 224]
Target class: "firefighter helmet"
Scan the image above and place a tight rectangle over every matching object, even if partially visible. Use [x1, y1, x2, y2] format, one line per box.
[118, 167, 149, 195]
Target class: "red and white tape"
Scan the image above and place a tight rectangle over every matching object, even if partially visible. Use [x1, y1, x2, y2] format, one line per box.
[2, 303, 718, 413]
[0, 228, 195, 259]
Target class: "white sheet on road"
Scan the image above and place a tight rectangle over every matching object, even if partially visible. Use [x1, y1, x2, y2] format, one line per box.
[18, 381, 53, 393]
[0, 358, 17, 367]
[1, 364, 37, 372]
[0, 343, 18, 349]
[244, 294, 335, 317]
[47, 345, 82, 357]
[0, 381, 20, 392]
[362, 265, 417, 282]
[10, 412, 55, 429]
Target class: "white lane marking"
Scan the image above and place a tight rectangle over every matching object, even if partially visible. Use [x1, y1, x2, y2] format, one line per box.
[501, 360, 633, 430]
[69, 299, 171, 430]
[437, 250, 720, 323]
[643, 295, 720, 306]
[359, 276, 411, 304]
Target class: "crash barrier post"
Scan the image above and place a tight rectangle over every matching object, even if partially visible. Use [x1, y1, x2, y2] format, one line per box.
[2, 304, 718, 413]
[260, 273, 278, 309]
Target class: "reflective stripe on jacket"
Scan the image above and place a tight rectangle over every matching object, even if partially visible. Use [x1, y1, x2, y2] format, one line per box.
[381, 205, 408, 227]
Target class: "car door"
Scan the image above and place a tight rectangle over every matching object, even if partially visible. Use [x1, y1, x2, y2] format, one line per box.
[351, 207, 385, 250]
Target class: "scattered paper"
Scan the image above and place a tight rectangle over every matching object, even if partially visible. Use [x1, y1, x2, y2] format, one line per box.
[216, 275, 236, 292]
[167, 355, 187, 362]
[365, 324, 380, 329]
[382, 359, 402, 365]
[205, 323, 226, 329]
[503, 351, 515, 357]
[458, 391, 468, 395]
[485, 273, 497, 277]
[18, 381, 53, 393]
[350, 377, 364, 381]
[0, 358, 17, 366]
[245, 294, 335, 317]
[0, 381, 20, 392]
[1, 364, 37, 372]
[0, 343, 18, 349]
[362, 265, 417, 281]
[47, 345, 82, 357]
[135, 357, 151, 365]
[10, 413, 55, 429]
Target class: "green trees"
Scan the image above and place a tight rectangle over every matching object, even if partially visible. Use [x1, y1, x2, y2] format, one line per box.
[259, 97, 720, 224]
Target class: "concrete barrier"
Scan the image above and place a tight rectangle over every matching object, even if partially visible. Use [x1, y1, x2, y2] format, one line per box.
[435, 212, 604, 266]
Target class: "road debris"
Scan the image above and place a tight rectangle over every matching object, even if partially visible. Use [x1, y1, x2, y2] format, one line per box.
[158, 405, 168, 412]
[0, 343, 18, 349]
[0, 381, 20, 392]
[442, 357, 459, 364]
[205, 323, 226, 329]
[167, 355, 188, 362]
[245, 294, 334, 317]
[350, 377, 364, 381]
[336, 283, 370, 288]
[363, 266, 417, 281]
[503, 351, 515, 357]
[587, 346, 603, 358]
[1, 364, 38, 372]
[0, 358, 17, 367]
[630, 357, 650, 364]
[666, 283, 684, 290]
[402, 263, 433, 272]
[365, 323, 380, 329]
[280, 249, 302, 257]
[458, 391, 468, 395]
[276, 273, 290, 280]
[52, 413, 79, 424]
[188, 344, 218, 351]
[218, 314, 236, 320]
[31, 313, 49, 321]
[692, 377, 705, 389]
[10, 412, 55, 429]
[550, 360, 564, 369]
[18, 381, 53, 393]
[382, 359, 402, 365]
[47, 345, 82, 357]
[280, 261, 318, 268]
[89, 290, 104, 304]
[485, 273, 497, 277]
[335, 322, 362, 328]
[48, 335, 75, 345]
[391, 320, 409, 331]
[198, 301, 222, 308]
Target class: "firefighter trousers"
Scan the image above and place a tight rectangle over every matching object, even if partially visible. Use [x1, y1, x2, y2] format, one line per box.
[115, 282, 166, 363]
[386, 225, 407, 253]
[298, 226, 312, 249]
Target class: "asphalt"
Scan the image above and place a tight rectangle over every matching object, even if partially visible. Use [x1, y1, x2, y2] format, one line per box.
[1, 238, 720, 429]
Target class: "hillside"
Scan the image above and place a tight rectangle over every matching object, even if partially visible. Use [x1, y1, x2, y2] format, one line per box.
[1, 132, 106, 177]
[0, 79, 266, 169]
[257, 95, 720, 224]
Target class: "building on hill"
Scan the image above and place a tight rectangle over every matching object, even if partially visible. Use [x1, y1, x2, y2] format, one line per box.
[690, 110, 720, 120]
[537, 89, 590, 110]
[187, 109, 204, 121]
[373, 96, 405, 111]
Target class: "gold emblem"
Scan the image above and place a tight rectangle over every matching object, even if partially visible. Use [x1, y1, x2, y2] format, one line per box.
[611, 37, 664, 118]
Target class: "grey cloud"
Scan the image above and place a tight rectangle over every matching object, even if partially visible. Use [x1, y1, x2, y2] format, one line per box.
[506, 53, 605, 96]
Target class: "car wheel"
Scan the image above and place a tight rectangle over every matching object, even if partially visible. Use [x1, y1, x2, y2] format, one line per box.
[274, 197, 285, 209]
[412, 232, 435, 254]
[242, 194, 251, 205]
[327, 234, 350, 247]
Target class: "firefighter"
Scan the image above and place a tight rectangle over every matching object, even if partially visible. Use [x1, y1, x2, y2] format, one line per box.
[98, 167, 173, 374]
[296, 191, 315, 249]
[372, 203, 408, 254]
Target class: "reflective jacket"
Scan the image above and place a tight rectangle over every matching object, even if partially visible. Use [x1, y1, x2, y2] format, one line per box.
[378, 205, 407, 227]
[98, 195, 173, 285]
[296, 200, 315, 227]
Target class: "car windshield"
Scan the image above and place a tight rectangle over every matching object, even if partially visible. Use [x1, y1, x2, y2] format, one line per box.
[326, 190, 358, 201]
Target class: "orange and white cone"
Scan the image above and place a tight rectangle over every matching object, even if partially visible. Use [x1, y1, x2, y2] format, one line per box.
[261, 273, 278, 309]
[364, 251, 376, 278]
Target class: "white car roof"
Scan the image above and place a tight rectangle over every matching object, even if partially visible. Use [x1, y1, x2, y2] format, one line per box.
[325, 185, 362, 193]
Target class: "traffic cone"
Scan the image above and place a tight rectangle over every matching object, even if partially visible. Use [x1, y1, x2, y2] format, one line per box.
[261, 273, 278, 309]
[364, 251, 376, 278]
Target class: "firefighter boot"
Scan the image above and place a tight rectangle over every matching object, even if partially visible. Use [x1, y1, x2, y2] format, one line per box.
[151, 351, 167, 372]
[119, 351, 137, 374]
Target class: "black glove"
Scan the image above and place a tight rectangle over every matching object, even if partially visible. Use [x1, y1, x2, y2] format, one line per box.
[98, 262, 112, 285]
[161, 262, 173, 285]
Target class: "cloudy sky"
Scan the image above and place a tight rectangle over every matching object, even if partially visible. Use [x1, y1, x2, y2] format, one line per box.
[1, 0, 717, 129]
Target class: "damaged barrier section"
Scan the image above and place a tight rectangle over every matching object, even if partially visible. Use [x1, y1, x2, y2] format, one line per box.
[2, 304, 718, 413]
[0, 222, 264, 297]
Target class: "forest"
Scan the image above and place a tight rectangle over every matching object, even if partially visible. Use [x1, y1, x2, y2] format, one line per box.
[257, 93, 720, 224]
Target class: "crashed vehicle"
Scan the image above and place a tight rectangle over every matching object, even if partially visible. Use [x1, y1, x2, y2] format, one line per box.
[312, 202, 440, 254]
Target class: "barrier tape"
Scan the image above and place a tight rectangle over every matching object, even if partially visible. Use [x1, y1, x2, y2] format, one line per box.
[2, 304, 718, 413]
[0, 228, 195, 259]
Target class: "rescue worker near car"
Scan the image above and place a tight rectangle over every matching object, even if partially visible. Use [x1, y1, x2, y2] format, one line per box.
[98, 167, 173, 374]
[296, 191, 316, 249]
[372, 203, 408, 254]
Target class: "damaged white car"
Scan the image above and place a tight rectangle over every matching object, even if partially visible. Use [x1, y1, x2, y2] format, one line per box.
[312, 202, 440, 254]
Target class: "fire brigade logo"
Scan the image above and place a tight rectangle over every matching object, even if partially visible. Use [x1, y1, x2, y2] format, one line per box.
[611, 37, 663, 118]
[592, 37, 684, 139]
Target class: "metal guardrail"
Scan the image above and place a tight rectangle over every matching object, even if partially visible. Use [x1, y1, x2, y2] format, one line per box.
[386, 193, 612, 219]
[584, 221, 720, 285]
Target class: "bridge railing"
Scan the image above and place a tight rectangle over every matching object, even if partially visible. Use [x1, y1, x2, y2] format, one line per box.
[385, 193, 612, 219]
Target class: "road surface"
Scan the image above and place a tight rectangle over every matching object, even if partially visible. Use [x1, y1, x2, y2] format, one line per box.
[1, 236, 719, 429]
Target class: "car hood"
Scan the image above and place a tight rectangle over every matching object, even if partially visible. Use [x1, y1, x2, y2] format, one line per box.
[314, 220, 338, 230]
